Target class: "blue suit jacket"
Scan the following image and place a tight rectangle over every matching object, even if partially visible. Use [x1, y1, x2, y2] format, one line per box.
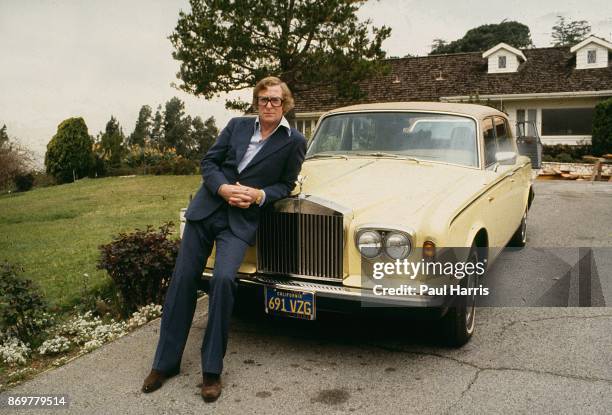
[185, 116, 307, 246]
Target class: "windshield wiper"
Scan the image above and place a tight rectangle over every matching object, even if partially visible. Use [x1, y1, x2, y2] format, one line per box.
[305, 154, 349, 160]
[355, 152, 420, 164]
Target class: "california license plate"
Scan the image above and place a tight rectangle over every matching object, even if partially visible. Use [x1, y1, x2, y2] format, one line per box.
[264, 287, 316, 320]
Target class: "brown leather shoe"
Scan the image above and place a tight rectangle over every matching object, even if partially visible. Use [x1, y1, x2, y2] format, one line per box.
[201, 373, 222, 402]
[141, 366, 180, 393]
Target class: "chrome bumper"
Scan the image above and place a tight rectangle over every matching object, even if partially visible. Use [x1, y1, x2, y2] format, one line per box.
[200, 271, 453, 316]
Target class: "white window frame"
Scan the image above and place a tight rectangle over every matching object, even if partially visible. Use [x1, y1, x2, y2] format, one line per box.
[498, 55, 507, 69]
[587, 49, 597, 64]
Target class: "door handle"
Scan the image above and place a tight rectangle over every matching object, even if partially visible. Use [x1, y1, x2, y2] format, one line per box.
[487, 196, 494, 202]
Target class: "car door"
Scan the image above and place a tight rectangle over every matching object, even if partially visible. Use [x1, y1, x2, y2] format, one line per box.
[481, 117, 511, 247]
[491, 116, 525, 244]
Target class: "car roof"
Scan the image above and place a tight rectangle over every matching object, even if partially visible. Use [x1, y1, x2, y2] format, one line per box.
[324, 102, 507, 119]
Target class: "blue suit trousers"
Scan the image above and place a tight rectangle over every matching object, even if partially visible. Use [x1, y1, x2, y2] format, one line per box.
[152, 204, 249, 375]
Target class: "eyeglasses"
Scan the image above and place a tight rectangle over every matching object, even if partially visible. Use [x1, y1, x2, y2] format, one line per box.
[257, 96, 283, 107]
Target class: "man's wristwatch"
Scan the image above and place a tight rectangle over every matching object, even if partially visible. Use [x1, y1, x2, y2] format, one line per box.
[254, 189, 264, 205]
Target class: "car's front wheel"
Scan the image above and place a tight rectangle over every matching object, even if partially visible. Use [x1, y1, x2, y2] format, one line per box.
[440, 244, 481, 347]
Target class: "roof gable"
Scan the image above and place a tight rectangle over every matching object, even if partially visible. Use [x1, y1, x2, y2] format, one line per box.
[570, 35, 612, 53]
[482, 42, 527, 61]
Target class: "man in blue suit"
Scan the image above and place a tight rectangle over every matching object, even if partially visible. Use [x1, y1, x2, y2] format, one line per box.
[142, 76, 307, 402]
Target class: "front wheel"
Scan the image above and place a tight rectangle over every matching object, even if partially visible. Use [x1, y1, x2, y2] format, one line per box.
[439, 245, 481, 347]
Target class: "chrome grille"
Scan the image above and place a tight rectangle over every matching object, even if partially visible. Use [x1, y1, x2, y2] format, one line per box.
[257, 206, 344, 280]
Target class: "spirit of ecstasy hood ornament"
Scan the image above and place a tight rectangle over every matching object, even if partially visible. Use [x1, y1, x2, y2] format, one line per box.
[296, 175, 307, 198]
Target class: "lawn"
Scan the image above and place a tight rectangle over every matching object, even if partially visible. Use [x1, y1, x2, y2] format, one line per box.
[0, 175, 202, 310]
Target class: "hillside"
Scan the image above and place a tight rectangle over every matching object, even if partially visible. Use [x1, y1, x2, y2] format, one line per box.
[0, 175, 201, 310]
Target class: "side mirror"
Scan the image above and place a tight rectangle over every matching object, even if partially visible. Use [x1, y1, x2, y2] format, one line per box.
[495, 151, 517, 165]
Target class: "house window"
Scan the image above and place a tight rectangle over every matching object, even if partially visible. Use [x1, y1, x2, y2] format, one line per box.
[587, 49, 597, 64]
[541, 108, 594, 136]
[294, 118, 318, 139]
[498, 55, 507, 69]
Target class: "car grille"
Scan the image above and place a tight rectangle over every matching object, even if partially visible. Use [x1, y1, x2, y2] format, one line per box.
[257, 209, 344, 280]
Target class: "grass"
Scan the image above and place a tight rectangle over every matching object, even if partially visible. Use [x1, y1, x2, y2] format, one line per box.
[0, 175, 201, 311]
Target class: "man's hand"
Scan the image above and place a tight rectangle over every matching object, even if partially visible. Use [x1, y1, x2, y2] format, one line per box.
[218, 183, 258, 209]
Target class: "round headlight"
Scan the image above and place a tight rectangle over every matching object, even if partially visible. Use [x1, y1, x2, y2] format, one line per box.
[384, 232, 411, 259]
[358, 231, 382, 258]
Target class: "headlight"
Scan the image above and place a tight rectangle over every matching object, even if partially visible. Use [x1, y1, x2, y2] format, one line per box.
[357, 231, 382, 258]
[384, 232, 411, 259]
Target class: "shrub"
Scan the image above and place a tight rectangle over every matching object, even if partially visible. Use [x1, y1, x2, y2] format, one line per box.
[0, 263, 52, 344]
[152, 159, 174, 175]
[97, 223, 180, 316]
[104, 166, 140, 177]
[32, 171, 57, 188]
[591, 98, 612, 156]
[45, 117, 94, 183]
[0, 136, 34, 192]
[14, 173, 34, 192]
[542, 144, 593, 163]
[171, 157, 198, 175]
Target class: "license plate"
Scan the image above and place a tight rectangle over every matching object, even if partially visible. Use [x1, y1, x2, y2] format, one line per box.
[264, 287, 316, 320]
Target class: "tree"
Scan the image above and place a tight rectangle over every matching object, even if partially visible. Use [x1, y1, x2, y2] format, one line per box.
[0, 125, 35, 191]
[190, 116, 218, 159]
[430, 21, 533, 55]
[162, 97, 192, 156]
[170, 0, 391, 110]
[100, 116, 126, 167]
[551, 16, 591, 46]
[150, 105, 164, 150]
[430, 39, 448, 52]
[128, 105, 153, 148]
[45, 117, 94, 183]
[591, 98, 612, 156]
[0, 124, 9, 148]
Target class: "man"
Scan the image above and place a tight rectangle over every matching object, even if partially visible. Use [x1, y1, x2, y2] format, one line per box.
[141, 76, 307, 402]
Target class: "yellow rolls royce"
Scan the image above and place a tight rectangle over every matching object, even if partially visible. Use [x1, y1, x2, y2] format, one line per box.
[193, 102, 535, 347]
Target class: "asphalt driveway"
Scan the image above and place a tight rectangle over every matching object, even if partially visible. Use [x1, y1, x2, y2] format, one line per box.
[4, 180, 612, 414]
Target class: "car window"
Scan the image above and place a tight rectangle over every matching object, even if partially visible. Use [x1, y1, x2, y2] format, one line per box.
[350, 116, 377, 150]
[307, 112, 479, 167]
[309, 116, 344, 152]
[494, 116, 514, 153]
[483, 118, 496, 166]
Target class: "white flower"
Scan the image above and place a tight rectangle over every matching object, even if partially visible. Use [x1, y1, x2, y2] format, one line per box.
[127, 304, 162, 329]
[0, 337, 31, 366]
[37, 336, 71, 355]
[82, 339, 103, 352]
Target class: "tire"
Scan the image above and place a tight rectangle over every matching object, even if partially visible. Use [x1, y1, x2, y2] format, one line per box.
[440, 244, 481, 347]
[508, 207, 528, 248]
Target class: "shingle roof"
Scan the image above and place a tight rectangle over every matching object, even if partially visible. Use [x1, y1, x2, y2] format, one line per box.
[293, 47, 612, 114]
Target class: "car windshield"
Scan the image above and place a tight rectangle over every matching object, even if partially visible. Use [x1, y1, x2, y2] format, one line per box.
[306, 112, 479, 167]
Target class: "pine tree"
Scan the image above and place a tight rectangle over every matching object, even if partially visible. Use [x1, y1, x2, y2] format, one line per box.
[128, 105, 152, 148]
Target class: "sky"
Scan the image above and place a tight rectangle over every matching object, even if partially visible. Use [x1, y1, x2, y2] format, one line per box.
[1, 0, 611, 167]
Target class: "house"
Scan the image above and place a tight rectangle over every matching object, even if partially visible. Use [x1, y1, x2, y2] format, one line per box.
[292, 35, 612, 145]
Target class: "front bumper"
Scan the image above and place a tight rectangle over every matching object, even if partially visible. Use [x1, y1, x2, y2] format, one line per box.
[198, 271, 455, 319]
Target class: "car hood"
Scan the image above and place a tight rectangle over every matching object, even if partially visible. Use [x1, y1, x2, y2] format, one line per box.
[298, 158, 479, 220]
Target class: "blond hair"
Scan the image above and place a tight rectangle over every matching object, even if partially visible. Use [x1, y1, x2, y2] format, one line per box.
[252, 76, 295, 113]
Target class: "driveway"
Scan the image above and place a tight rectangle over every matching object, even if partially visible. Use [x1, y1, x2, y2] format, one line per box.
[4, 181, 612, 414]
